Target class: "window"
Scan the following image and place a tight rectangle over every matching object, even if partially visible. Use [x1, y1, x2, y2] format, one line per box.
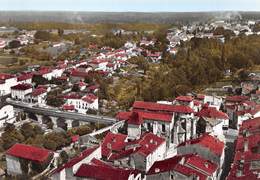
[162, 124, 166, 132]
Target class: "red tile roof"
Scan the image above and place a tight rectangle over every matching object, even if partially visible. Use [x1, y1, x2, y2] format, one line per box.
[60, 93, 82, 99]
[196, 94, 205, 100]
[70, 70, 89, 78]
[63, 104, 75, 111]
[196, 107, 229, 119]
[136, 133, 165, 157]
[185, 154, 218, 176]
[87, 85, 99, 91]
[147, 155, 183, 175]
[176, 96, 193, 102]
[173, 164, 207, 180]
[6, 143, 52, 163]
[178, 134, 224, 156]
[101, 132, 128, 158]
[236, 106, 260, 117]
[0, 73, 15, 80]
[133, 101, 194, 114]
[225, 96, 249, 103]
[128, 111, 173, 125]
[75, 163, 136, 180]
[89, 59, 109, 65]
[82, 94, 97, 103]
[116, 111, 132, 121]
[53, 146, 99, 173]
[17, 73, 33, 81]
[35, 67, 52, 75]
[31, 87, 46, 97]
[239, 117, 260, 133]
[227, 118, 260, 180]
[11, 83, 32, 90]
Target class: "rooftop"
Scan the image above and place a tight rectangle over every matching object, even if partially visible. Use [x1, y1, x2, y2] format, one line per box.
[6, 143, 52, 163]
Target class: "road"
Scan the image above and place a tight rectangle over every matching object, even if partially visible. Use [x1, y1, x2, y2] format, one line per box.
[6, 99, 117, 125]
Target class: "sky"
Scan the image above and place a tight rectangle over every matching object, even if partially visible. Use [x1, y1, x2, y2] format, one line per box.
[0, 0, 260, 12]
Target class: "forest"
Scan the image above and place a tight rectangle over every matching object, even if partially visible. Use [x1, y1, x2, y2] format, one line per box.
[107, 34, 260, 110]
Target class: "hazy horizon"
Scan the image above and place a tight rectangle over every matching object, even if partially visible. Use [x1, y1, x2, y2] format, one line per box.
[1, 0, 260, 12]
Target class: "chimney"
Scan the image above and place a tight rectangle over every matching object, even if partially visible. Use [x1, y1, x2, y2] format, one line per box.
[244, 139, 249, 152]
[204, 162, 209, 168]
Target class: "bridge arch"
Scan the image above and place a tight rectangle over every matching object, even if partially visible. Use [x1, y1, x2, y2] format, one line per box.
[72, 120, 80, 128]
[27, 113, 38, 121]
[56, 118, 67, 131]
[42, 115, 52, 124]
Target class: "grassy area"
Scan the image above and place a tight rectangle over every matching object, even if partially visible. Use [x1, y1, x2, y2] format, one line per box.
[0, 56, 18, 66]
[5, 22, 170, 35]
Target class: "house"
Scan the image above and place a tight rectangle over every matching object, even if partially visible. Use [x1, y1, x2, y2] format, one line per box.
[225, 95, 251, 124]
[62, 93, 98, 113]
[34, 67, 54, 81]
[0, 103, 15, 127]
[101, 132, 128, 160]
[101, 132, 166, 173]
[227, 117, 260, 180]
[70, 70, 89, 83]
[74, 159, 141, 180]
[140, 39, 155, 47]
[6, 143, 53, 176]
[132, 101, 195, 145]
[175, 96, 194, 109]
[51, 146, 101, 180]
[147, 154, 219, 180]
[203, 95, 222, 110]
[11, 83, 32, 101]
[177, 133, 225, 170]
[195, 105, 229, 141]
[26, 87, 47, 105]
[17, 73, 33, 84]
[89, 59, 109, 71]
[117, 111, 174, 147]
[131, 133, 166, 172]
[147, 51, 162, 62]
[0, 73, 18, 96]
[235, 105, 260, 129]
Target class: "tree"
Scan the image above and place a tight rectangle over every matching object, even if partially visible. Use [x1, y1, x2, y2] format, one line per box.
[60, 150, 69, 164]
[32, 75, 49, 86]
[20, 123, 36, 139]
[46, 96, 64, 107]
[34, 31, 51, 41]
[8, 40, 21, 49]
[2, 126, 25, 150]
[58, 28, 64, 37]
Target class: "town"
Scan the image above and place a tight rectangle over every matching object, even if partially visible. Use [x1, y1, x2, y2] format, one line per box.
[0, 15, 259, 180]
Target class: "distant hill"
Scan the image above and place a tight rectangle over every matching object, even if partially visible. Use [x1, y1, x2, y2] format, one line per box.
[0, 11, 260, 24]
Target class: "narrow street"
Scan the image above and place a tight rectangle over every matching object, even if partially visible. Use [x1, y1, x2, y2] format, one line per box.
[220, 129, 238, 179]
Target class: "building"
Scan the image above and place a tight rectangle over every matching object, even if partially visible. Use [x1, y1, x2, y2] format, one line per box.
[26, 87, 47, 105]
[177, 133, 225, 171]
[117, 101, 195, 146]
[17, 73, 33, 84]
[62, 93, 98, 113]
[0, 103, 15, 127]
[74, 159, 141, 180]
[195, 105, 229, 141]
[11, 83, 32, 101]
[52, 146, 101, 180]
[0, 73, 18, 96]
[131, 133, 166, 172]
[227, 117, 260, 180]
[6, 143, 53, 176]
[147, 154, 219, 180]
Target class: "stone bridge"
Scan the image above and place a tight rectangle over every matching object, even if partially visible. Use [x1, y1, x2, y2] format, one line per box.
[6, 98, 117, 130]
